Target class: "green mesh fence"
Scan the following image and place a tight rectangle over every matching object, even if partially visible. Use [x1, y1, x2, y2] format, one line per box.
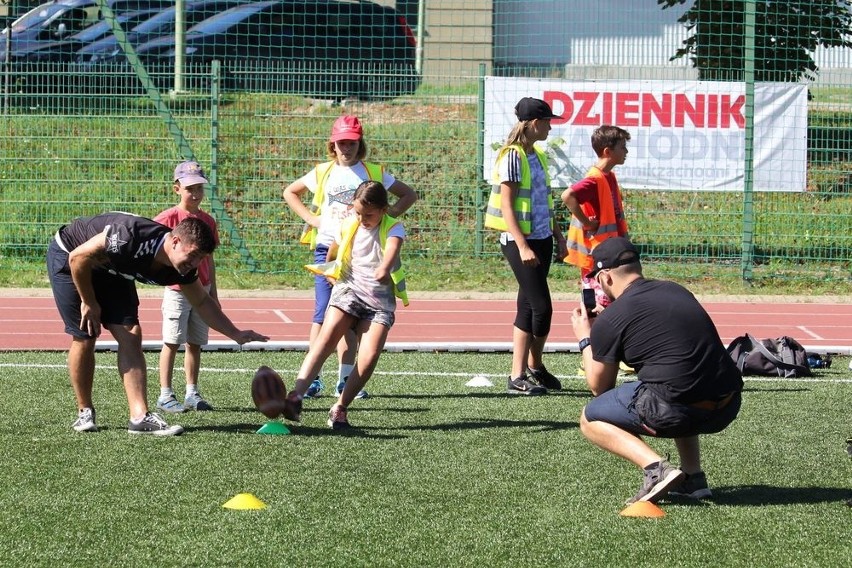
[0, 0, 850, 289]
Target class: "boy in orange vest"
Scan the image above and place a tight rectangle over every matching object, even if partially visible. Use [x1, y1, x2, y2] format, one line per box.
[562, 125, 631, 311]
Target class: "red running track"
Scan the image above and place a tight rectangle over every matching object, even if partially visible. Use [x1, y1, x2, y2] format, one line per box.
[1, 292, 851, 354]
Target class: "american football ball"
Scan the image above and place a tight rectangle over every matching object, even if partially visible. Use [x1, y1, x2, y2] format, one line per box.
[251, 366, 287, 419]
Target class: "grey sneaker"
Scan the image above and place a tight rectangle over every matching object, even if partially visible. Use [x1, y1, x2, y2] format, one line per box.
[127, 413, 184, 436]
[507, 374, 547, 396]
[669, 471, 712, 499]
[327, 404, 351, 430]
[156, 394, 186, 414]
[184, 392, 212, 411]
[627, 458, 684, 504]
[336, 376, 368, 399]
[72, 407, 98, 433]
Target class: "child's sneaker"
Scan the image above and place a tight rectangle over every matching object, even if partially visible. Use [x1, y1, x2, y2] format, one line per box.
[507, 374, 547, 395]
[327, 404, 350, 430]
[669, 471, 713, 499]
[305, 378, 323, 399]
[336, 376, 369, 399]
[127, 413, 184, 436]
[72, 407, 98, 433]
[526, 366, 561, 390]
[156, 394, 186, 413]
[184, 392, 212, 411]
[283, 391, 303, 422]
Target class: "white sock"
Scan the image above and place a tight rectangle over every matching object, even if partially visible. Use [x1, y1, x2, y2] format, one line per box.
[160, 388, 174, 398]
[186, 384, 198, 396]
[339, 364, 355, 383]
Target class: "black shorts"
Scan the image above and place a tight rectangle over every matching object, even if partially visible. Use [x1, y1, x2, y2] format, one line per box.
[584, 381, 741, 439]
[632, 383, 742, 438]
[47, 239, 140, 339]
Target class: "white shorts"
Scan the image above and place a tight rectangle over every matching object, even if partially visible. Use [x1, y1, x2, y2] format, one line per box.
[161, 287, 210, 346]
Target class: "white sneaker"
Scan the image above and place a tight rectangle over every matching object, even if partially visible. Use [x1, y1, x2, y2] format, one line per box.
[72, 407, 98, 433]
[127, 413, 184, 436]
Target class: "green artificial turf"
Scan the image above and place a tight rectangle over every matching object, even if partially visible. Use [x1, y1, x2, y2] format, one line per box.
[0, 350, 850, 567]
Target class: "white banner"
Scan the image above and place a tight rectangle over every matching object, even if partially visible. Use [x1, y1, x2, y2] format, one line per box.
[483, 77, 808, 191]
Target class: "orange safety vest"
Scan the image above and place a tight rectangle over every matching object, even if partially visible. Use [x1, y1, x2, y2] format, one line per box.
[565, 167, 629, 270]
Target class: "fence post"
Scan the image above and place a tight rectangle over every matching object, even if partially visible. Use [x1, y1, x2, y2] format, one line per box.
[741, 0, 757, 281]
[476, 62, 486, 256]
[209, 59, 257, 271]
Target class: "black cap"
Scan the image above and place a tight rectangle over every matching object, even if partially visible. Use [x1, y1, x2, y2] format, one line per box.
[514, 97, 562, 121]
[587, 237, 641, 278]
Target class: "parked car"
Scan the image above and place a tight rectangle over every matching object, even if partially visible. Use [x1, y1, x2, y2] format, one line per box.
[0, 0, 173, 60]
[76, 0, 256, 65]
[3, 7, 164, 62]
[128, 0, 420, 99]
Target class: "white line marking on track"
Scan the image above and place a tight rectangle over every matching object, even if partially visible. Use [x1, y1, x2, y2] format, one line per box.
[797, 326, 823, 340]
[272, 309, 292, 323]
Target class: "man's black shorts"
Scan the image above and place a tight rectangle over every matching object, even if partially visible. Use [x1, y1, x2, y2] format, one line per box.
[47, 239, 140, 338]
[584, 380, 741, 438]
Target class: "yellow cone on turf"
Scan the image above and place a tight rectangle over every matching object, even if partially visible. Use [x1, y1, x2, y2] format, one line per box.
[620, 501, 665, 518]
[223, 493, 267, 510]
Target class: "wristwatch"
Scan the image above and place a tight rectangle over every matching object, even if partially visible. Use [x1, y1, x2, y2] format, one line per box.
[578, 337, 591, 351]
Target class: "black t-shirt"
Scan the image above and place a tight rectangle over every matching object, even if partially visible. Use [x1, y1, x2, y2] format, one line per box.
[57, 212, 198, 286]
[590, 278, 743, 402]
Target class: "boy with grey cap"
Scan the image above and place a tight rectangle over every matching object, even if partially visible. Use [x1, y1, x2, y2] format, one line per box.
[154, 160, 220, 413]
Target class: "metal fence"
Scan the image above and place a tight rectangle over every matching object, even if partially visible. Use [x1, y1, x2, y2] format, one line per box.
[1, 0, 850, 287]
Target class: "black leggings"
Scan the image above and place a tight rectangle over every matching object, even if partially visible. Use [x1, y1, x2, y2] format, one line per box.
[501, 235, 554, 337]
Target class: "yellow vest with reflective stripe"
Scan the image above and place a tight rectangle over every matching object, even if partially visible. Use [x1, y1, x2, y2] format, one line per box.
[485, 145, 553, 234]
[305, 215, 409, 306]
[298, 161, 384, 249]
[565, 167, 629, 270]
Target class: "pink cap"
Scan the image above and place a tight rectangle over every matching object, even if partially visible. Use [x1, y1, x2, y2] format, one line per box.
[329, 115, 363, 142]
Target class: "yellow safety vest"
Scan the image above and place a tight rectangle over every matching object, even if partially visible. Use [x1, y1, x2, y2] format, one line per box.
[565, 167, 629, 270]
[298, 160, 384, 249]
[305, 215, 409, 306]
[484, 144, 554, 234]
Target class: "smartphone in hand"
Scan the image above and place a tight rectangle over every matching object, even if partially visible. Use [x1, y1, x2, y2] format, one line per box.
[582, 288, 597, 317]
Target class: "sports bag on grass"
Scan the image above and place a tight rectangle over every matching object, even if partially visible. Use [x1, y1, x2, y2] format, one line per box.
[726, 334, 811, 378]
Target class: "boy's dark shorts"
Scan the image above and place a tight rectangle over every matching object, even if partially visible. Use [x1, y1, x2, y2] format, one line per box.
[583, 380, 742, 438]
[47, 240, 141, 339]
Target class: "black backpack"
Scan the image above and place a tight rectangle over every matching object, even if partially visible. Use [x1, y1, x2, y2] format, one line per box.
[726, 334, 811, 378]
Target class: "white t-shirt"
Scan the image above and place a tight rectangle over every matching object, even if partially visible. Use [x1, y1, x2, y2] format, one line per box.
[338, 221, 406, 312]
[300, 162, 397, 247]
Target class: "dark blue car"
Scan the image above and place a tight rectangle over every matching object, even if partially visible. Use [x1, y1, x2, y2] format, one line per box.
[130, 0, 420, 98]
[76, 0, 255, 65]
